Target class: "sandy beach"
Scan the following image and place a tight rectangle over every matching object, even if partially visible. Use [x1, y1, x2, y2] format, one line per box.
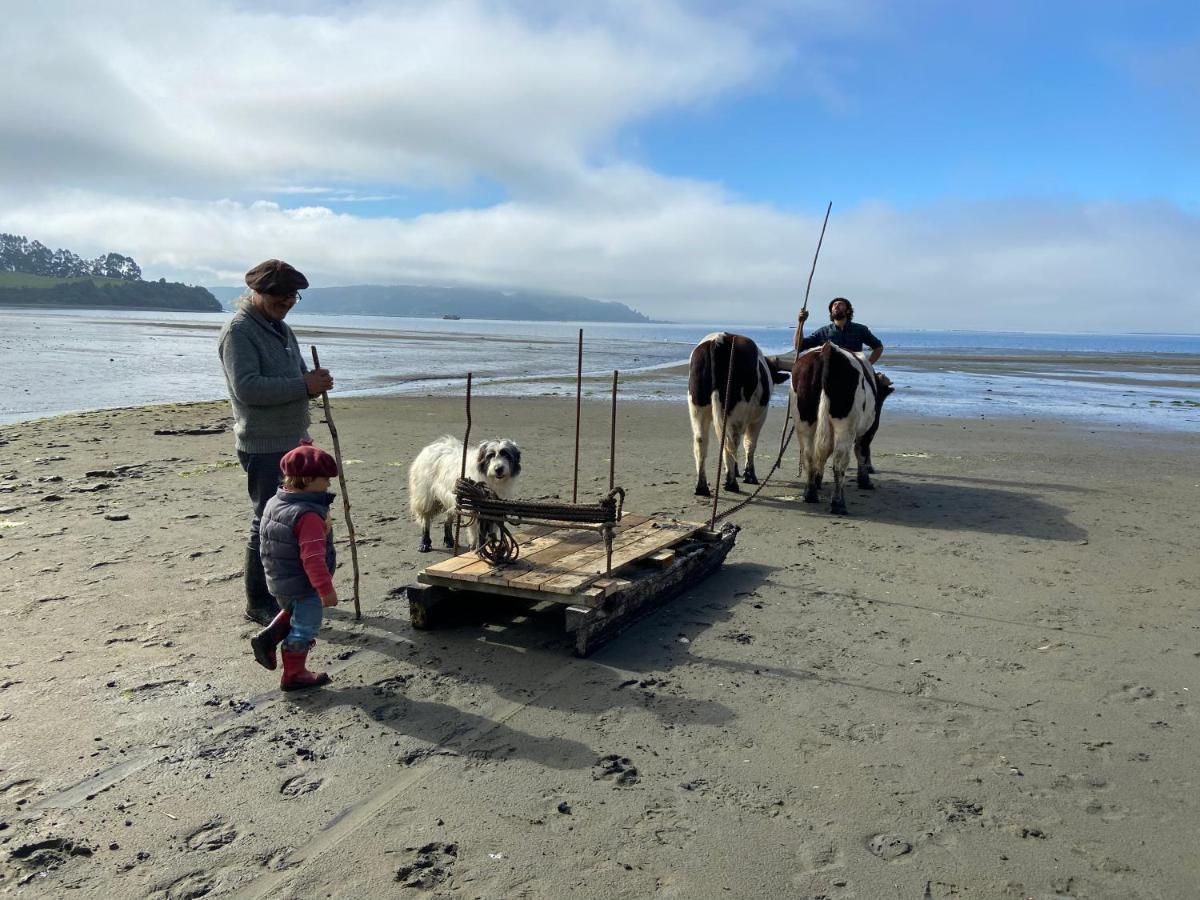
[1, 395, 1197, 898]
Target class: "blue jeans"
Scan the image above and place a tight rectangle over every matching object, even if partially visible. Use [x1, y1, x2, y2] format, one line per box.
[282, 593, 323, 650]
[238, 450, 288, 552]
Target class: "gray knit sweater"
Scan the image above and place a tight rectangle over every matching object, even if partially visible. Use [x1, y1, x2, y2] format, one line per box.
[217, 300, 312, 453]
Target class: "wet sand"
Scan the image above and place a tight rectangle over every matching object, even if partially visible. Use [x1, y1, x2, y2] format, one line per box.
[0, 396, 1197, 898]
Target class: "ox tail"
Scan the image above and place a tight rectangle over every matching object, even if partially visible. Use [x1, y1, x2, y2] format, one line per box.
[814, 343, 835, 458]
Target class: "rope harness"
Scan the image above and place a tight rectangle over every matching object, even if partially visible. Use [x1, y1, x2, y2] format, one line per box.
[455, 478, 626, 567]
[712, 403, 796, 523]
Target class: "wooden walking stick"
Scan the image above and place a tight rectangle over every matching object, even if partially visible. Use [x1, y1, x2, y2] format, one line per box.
[310, 346, 361, 620]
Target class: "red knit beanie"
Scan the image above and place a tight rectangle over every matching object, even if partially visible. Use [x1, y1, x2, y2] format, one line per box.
[280, 440, 338, 478]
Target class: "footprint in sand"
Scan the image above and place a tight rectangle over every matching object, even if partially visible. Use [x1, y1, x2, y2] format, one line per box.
[185, 820, 238, 852]
[156, 870, 216, 900]
[592, 754, 639, 786]
[1109, 683, 1156, 702]
[795, 837, 843, 873]
[394, 841, 458, 889]
[280, 774, 323, 798]
[866, 833, 912, 861]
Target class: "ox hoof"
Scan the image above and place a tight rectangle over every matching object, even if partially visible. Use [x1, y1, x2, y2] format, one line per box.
[742, 471, 759, 485]
[857, 477, 874, 490]
[830, 500, 848, 516]
[724, 479, 741, 494]
[866, 464, 877, 474]
[694, 482, 711, 497]
[418, 540, 433, 553]
[803, 489, 820, 504]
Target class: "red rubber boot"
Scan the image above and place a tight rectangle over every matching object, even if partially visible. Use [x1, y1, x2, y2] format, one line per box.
[250, 609, 292, 671]
[280, 642, 330, 691]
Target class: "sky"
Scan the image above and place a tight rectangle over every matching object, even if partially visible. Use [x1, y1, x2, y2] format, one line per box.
[1, 0, 1197, 330]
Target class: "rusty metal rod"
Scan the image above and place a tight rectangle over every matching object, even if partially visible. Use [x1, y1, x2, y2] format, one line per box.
[453, 372, 473, 555]
[310, 346, 361, 619]
[572, 328, 583, 503]
[608, 369, 619, 493]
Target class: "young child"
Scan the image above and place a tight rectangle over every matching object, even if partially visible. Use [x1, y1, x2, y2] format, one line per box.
[249, 440, 339, 690]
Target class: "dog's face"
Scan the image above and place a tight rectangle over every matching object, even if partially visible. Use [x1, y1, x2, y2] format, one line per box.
[475, 439, 522, 483]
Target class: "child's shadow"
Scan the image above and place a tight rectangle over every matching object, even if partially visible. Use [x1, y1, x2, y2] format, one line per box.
[291, 677, 596, 771]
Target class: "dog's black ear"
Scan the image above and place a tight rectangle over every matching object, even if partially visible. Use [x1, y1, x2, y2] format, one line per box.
[475, 442, 492, 471]
[507, 442, 521, 477]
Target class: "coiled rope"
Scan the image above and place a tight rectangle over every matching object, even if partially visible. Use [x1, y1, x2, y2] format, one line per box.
[455, 478, 626, 566]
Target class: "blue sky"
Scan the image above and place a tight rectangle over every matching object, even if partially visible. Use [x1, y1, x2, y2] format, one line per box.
[1, 0, 1196, 329]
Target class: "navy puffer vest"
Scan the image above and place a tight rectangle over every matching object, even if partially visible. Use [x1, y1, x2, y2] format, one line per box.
[259, 489, 337, 599]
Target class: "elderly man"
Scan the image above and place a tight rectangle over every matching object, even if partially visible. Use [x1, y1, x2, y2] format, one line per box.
[218, 260, 334, 625]
[794, 297, 884, 364]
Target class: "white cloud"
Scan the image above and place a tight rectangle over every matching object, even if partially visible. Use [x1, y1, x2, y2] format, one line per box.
[2, 1, 1195, 332]
[0, 0, 789, 197]
[7, 185, 1197, 331]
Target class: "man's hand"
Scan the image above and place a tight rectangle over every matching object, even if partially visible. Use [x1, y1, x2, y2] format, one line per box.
[304, 368, 334, 396]
[797, 309, 809, 325]
[320, 589, 339, 608]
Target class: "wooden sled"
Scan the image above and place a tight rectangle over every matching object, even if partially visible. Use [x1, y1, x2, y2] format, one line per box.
[408, 516, 739, 656]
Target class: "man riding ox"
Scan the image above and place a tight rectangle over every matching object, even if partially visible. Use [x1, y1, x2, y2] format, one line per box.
[791, 297, 892, 514]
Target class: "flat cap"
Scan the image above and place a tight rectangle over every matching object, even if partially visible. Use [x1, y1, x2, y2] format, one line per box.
[245, 259, 309, 296]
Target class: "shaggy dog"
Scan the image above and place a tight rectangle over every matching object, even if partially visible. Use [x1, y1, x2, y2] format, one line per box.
[408, 435, 522, 552]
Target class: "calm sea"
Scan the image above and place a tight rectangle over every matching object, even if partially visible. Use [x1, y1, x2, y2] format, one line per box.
[2, 308, 1198, 431]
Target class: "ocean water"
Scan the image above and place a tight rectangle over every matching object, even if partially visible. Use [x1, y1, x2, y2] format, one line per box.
[1, 308, 1198, 431]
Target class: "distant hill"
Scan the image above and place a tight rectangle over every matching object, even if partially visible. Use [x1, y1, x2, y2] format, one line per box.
[0, 234, 221, 312]
[208, 283, 649, 323]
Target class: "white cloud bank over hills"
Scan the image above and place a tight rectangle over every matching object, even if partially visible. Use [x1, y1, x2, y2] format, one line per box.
[2, 1, 1196, 331]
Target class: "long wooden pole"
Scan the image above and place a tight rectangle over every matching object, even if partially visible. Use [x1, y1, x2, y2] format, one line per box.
[802, 201, 832, 315]
[795, 201, 833, 354]
[310, 346, 361, 620]
[572, 328, 583, 504]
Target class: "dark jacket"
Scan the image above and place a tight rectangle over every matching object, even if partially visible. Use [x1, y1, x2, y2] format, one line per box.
[259, 489, 337, 600]
[800, 321, 882, 353]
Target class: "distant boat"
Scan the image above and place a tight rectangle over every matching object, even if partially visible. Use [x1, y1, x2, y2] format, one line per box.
[442, 314, 461, 320]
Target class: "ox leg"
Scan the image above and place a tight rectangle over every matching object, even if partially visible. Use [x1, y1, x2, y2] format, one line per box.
[689, 401, 712, 496]
[721, 423, 742, 493]
[443, 517, 455, 547]
[795, 422, 821, 503]
[742, 409, 767, 484]
[829, 423, 854, 515]
[419, 517, 433, 553]
[855, 441, 874, 490]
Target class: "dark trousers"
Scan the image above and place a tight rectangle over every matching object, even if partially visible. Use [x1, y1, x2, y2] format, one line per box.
[238, 450, 287, 552]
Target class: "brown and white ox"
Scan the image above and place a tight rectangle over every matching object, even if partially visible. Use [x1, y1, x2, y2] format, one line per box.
[688, 332, 790, 496]
[791, 342, 894, 514]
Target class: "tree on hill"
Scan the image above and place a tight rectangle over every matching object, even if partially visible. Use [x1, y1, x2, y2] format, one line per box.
[0, 233, 141, 281]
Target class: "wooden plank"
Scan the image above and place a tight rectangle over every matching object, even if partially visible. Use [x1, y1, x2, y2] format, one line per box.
[423, 551, 489, 576]
[499, 515, 648, 592]
[649, 550, 676, 568]
[418, 571, 579, 604]
[566, 523, 739, 656]
[511, 514, 647, 570]
[539, 520, 702, 594]
[421, 515, 650, 586]
[498, 520, 659, 595]
[443, 526, 584, 582]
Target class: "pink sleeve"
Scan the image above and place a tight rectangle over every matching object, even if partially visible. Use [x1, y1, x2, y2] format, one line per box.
[294, 512, 334, 596]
